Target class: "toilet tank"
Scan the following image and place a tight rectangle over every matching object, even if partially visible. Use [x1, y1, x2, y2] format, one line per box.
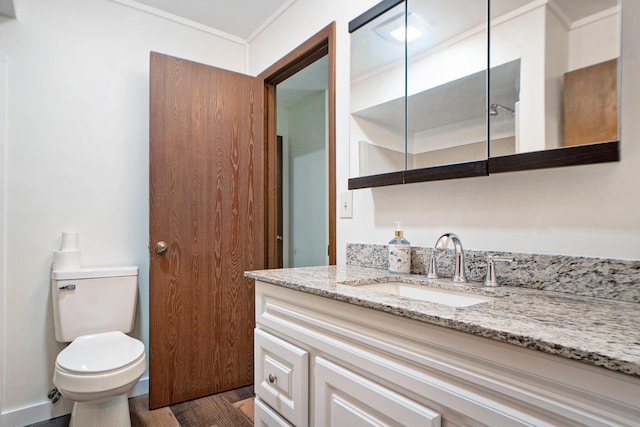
[51, 266, 139, 342]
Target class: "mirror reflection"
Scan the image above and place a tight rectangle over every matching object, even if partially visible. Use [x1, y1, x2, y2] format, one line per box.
[350, 1, 406, 177]
[406, 0, 488, 169]
[489, 0, 620, 155]
[349, 0, 621, 186]
[349, 0, 490, 177]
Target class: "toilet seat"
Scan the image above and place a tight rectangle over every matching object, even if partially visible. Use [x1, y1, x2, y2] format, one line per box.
[56, 331, 144, 374]
[54, 331, 146, 402]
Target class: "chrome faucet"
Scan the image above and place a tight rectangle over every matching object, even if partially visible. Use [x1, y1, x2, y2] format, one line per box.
[434, 233, 467, 283]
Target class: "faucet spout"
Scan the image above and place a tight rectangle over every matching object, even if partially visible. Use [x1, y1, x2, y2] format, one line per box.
[434, 233, 467, 283]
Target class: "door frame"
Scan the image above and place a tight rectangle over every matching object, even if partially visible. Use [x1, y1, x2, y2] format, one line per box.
[259, 22, 336, 268]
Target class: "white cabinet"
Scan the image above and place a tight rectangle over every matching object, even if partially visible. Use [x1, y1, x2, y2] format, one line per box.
[314, 357, 440, 426]
[254, 328, 308, 426]
[255, 397, 294, 427]
[254, 281, 640, 427]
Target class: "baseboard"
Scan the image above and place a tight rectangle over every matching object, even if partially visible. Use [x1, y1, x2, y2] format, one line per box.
[0, 377, 149, 427]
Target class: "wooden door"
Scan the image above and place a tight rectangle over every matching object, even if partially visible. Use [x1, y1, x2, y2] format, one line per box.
[149, 52, 264, 409]
[564, 59, 618, 146]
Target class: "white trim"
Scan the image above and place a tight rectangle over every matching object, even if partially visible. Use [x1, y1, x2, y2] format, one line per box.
[108, 0, 247, 46]
[247, 0, 297, 43]
[490, 0, 546, 28]
[571, 5, 620, 30]
[0, 377, 148, 427]
[546, 0, 572, 30]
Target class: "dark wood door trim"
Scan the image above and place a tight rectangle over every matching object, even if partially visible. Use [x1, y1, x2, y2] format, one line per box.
[260, 22, 337, 267]
[276, 135, 283, 268]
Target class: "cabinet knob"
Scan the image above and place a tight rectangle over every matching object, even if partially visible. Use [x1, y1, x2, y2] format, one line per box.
[267, 373, 276, 384]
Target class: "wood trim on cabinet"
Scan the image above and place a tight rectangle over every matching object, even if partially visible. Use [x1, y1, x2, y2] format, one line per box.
[260, 23, 337, 267]
[349, 0, 404, 33]
[404, 161, 488, 183]
[488, 141, 620, 174]
[348, 161, 488, 189]
[348, 171, 404, 190]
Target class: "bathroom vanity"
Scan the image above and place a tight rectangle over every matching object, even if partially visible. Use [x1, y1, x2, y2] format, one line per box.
[246, 266, 640, 427]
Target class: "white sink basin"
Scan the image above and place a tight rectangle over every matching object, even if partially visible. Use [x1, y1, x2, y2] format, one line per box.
[360, 281, 493, 307]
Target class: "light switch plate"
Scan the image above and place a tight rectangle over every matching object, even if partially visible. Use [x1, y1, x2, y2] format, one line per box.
[340, 191, 353, 219]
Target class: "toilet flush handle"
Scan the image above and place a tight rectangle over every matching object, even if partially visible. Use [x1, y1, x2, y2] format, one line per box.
[155, 241, 168, 255]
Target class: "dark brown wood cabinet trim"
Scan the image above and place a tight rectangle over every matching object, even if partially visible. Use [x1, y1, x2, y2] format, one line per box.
[348, 171, 405, 190]
[348, 0, 404, 33]
[404, 161, 488, 183]
[489, 141, 620, 174]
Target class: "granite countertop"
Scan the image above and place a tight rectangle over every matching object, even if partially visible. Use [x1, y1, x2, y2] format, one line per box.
[245, 265, 640, 377]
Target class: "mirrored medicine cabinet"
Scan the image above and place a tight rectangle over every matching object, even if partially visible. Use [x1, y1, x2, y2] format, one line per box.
[348, 0, 621, 189]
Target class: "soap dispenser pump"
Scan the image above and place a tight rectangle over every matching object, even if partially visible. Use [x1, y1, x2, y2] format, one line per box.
[388, 221, 411, 274]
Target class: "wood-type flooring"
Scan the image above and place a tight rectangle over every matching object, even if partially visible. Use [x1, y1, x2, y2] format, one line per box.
[27, 385, 254, 427]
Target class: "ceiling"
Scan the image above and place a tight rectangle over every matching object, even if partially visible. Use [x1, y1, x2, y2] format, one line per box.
[130, 0, 291, 40]
[129, 0, 617, 43]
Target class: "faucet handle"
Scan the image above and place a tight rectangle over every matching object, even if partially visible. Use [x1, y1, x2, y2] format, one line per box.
[484, 255, 513, 287]
[426, 253, 438, 279]
[416, 250, 438, 279]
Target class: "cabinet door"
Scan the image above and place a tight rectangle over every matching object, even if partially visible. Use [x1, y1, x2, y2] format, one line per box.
[314, 357, 441, 426]
[255, 397, 295, 427]
[255, 328, 309, 426]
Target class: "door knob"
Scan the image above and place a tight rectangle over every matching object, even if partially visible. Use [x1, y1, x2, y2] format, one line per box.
[155, 241, 168, 254]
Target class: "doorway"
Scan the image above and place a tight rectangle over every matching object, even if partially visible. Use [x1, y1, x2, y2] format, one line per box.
[261, 22, 336, 268]
[276, 56, 329, 267]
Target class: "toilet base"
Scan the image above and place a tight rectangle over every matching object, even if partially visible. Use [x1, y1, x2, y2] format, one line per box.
[69, 393, 131, 427]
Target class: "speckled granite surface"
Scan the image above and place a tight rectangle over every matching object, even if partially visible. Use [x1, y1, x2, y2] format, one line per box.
[347, 243, 640, 303]
[245, 265, 640, 377]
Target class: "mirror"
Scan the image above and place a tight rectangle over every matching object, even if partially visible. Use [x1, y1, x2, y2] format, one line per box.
[348, 0, 621, 189]
[406, 0, 488, 170]
[350, 0, 406, 178]
[489, 0, 620, 157]
[348, 0, 489, 183]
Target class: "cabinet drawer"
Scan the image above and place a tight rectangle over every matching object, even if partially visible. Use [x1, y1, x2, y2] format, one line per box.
[255, 397, 295, 427]
[314, 356, 441, 427]
[255, 328, 309, 426]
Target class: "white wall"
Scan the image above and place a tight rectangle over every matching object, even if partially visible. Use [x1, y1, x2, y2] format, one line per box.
[0, 0, 245, 424]
[249, 0, 640, 262]
[492, 5, 547, 152]
[278, 91, 328, 267]
[1, 0, 638, 424]
[569, 8, 619, 71]
[0, 53, 6, 427]
[287, 91, 328, 267]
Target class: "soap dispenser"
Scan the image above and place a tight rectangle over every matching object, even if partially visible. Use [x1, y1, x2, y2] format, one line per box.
[388, 221, 411, 274]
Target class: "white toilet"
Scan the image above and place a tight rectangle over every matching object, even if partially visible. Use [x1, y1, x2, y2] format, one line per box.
[51, 266, 146, 427]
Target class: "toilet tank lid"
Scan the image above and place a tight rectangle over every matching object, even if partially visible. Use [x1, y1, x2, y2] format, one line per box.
[51, 266, 138, 280]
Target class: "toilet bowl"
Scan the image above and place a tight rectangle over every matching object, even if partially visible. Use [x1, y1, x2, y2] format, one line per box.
[51, 265, 144, 426]
[53, 332, 146, 427]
